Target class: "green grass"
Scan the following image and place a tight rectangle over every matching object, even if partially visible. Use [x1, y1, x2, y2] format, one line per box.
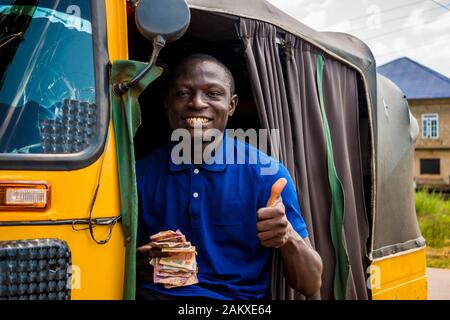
[415, 189, 450, 248]
[426, 247, 450, 268]
[415, 190, 446, 218]
[415, 189, 450, 269]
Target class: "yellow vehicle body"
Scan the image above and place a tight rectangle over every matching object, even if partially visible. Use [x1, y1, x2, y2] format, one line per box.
[371, 248, 427, 300]
[0, 0, 129, 299]
[0, 0, 427, 300]
[0, 137, 126, 299]
[0, 122, 126, 300]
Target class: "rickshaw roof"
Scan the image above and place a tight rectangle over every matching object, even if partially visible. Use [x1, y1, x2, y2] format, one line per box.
[187, 0, 376, 79]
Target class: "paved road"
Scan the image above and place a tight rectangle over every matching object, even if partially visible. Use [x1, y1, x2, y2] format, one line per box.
[427, 268, 450, 300]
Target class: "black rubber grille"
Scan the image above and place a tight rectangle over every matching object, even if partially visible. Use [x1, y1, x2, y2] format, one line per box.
[0, 239, 71, 300]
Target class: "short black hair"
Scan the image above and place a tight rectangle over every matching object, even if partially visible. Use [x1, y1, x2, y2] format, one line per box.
[168, 54, 235, 95]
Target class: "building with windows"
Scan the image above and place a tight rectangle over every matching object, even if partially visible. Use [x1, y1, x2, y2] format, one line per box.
[378, 57, 450, 188]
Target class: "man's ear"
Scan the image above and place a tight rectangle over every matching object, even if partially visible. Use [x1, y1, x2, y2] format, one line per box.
[229, 94, 238, 116]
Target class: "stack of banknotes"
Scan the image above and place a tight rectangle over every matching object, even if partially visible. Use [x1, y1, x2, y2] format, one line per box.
[149, 230, 198, 288]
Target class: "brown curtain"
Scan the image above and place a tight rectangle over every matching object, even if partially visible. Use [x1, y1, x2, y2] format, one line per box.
[283, 33, 335, 300]
[238, 18, 370, 300]
[321, 55, 370, 299]
[238, 19, 305, 300]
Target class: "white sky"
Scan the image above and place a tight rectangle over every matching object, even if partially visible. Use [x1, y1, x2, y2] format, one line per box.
[267, 0, 450, 78]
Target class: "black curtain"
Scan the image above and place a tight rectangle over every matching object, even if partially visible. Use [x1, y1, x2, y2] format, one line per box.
[238, 18, 370, 300]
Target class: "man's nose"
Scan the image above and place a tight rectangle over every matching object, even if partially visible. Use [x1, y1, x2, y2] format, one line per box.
[190, 92, 208, 109]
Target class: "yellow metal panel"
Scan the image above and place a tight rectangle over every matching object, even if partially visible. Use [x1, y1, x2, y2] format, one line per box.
[0, 223, 125, 300]
[371, 248, 428, 300]
[105, 0, 129, 61]
[0, 125, 120, 222]
[0, 126, 123, 298]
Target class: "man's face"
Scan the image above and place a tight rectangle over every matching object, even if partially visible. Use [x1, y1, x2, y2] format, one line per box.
[165, 59, 237, 139]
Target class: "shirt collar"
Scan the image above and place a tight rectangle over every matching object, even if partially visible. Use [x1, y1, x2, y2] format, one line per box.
[168, 134, 230, 172]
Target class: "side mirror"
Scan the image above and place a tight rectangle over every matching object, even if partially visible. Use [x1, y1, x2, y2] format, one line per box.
[135, 0, 190, 44]
[114, 0, 190, 95]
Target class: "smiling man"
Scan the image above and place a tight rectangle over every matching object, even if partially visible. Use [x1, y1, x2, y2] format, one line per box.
[135, 54, 322, 300]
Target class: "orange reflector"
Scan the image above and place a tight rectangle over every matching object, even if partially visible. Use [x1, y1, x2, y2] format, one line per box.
[0, 182, 49, 209]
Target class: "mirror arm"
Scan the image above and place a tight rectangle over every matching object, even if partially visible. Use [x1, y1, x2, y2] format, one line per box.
[128, 0, 139, 9]
[113, 35, 166, 95]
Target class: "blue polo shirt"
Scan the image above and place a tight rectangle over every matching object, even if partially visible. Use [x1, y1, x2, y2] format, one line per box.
[136, 135, 308, 300]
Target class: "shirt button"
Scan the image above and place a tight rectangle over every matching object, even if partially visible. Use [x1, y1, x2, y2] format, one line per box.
[194, 168, 200, 174]
[193, 192, 199, 198]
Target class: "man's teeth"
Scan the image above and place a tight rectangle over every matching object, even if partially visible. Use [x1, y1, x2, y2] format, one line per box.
[186, 117, 209, 125]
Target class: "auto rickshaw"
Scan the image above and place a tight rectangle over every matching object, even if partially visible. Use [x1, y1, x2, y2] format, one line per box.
[0, 0, 427, 300]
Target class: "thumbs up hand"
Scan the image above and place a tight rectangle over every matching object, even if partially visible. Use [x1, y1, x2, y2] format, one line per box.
[257, 178, 293, 248]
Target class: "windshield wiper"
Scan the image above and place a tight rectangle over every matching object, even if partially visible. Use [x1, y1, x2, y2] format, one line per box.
[0, 32, 23, 50]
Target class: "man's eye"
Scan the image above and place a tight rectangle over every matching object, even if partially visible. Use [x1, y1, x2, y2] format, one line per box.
[176, 91, 190, 97]
[208, 91, 222, 97]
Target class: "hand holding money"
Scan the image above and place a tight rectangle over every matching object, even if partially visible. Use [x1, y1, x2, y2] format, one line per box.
[147, 230, 198, 288]
[136, 243, 169, 283]
[256, 177, 293, 248]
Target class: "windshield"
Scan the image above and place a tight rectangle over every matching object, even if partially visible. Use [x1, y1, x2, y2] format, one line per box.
[0, 0, 97, 155]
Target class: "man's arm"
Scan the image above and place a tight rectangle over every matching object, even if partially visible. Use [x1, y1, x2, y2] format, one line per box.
[257, 201, 323, 297]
